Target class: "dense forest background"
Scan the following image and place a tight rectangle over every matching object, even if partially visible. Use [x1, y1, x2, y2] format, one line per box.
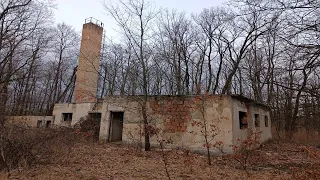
[1, 0, 320, 134]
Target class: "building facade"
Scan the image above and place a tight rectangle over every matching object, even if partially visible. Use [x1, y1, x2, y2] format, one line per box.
[52, 95, 272, 154]
[9, 18, 272, 154]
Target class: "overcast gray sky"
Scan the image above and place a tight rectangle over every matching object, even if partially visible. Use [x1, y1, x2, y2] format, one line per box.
[54, 0, 228, 39]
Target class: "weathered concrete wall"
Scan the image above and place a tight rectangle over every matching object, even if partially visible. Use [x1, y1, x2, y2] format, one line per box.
[51, 94, 271, 154]
[53, 102, 103, 127]
[100, 95, 234, 153]
[7, 116, 54, 128]
[231, 98, 272, 146]
[99, 97, 139, 143]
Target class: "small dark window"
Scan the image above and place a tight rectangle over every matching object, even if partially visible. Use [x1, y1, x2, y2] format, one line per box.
[63, 113, 73, 121]
[239, 111, 248, 129]
[265, 116, 269, 127]
[37, 120, 42, 128]
[254, 114, 260, 127]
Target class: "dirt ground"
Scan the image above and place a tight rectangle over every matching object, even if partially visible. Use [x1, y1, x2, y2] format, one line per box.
[1, 134, 319, 180]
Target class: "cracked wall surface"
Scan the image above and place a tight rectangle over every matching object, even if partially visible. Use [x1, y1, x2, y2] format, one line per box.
[52, 102, 103, 127]
[10, 94, 272, 154]
[100, 95, 235, 153]
[7, 116, 53, 127]
[232, 99, 272, 145]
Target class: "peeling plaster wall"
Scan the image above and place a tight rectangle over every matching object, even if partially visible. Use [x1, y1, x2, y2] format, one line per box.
[50, 95, 271, 154]
[231, 99, 272, 146]
[52, 102, 102, 127]
[180, 95, 234, 153]
[7, 116, 53, 127]
[99, 95, 234, 153]
[99, 96, 140, 143]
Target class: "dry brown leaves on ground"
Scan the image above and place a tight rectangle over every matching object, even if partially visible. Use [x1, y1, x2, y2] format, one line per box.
[0, 129, 319, 180]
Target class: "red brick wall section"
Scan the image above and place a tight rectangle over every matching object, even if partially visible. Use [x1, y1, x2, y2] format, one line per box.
[74, 23, 103, 103]
[150, 97, 193, 133]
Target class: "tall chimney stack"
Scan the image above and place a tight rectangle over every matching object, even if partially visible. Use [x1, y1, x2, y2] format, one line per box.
[74, 18, 103, 103]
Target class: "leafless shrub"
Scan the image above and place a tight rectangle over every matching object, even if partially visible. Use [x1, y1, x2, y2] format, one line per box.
[231, 131, 262, 174]
[0, 124, 88, 176]
[123, 128, 143, 151]
[74, 116, 101, 140]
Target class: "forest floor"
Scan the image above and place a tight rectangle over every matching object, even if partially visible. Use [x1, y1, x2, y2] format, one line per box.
[0, 130, 319, 180]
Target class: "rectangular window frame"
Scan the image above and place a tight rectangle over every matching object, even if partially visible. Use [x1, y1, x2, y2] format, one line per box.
[239, 111, 248, 129]
[254, 114, 260, 127]
[62, 113, 73, 122]
[37, 120, 42, 128]
[265, 115, 269, 127]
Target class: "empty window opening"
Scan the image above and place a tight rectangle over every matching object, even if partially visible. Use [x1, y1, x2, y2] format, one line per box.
[239, 111, 248, 129]
[254, 114, 260, 127]
[63, 113, 73, 121]
[37, 120, 42, 128]
[109, 112, 124, 142]
[265, 116, 269, 127]
[46, 121, 51, 128]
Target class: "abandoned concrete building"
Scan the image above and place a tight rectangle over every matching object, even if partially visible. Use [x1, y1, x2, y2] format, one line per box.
[11, 18, 272, 154]
[7, 116, 54, 128]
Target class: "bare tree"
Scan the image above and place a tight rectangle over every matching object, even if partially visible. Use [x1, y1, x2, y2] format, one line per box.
[104, 0, 158, 151]
[46, 23, 79, 113]
[155, 10, 194, 95]
[0, 0, 53, 124]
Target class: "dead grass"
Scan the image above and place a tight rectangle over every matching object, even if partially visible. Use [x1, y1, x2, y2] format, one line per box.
[0, 128, 319, 179]
[272, 127, 320, 146]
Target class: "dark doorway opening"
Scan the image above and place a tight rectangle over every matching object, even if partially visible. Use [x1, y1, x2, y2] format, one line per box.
[46, 121, 51, 128]
[109, 112, 124, 142]
[37, 120, 42, 128]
